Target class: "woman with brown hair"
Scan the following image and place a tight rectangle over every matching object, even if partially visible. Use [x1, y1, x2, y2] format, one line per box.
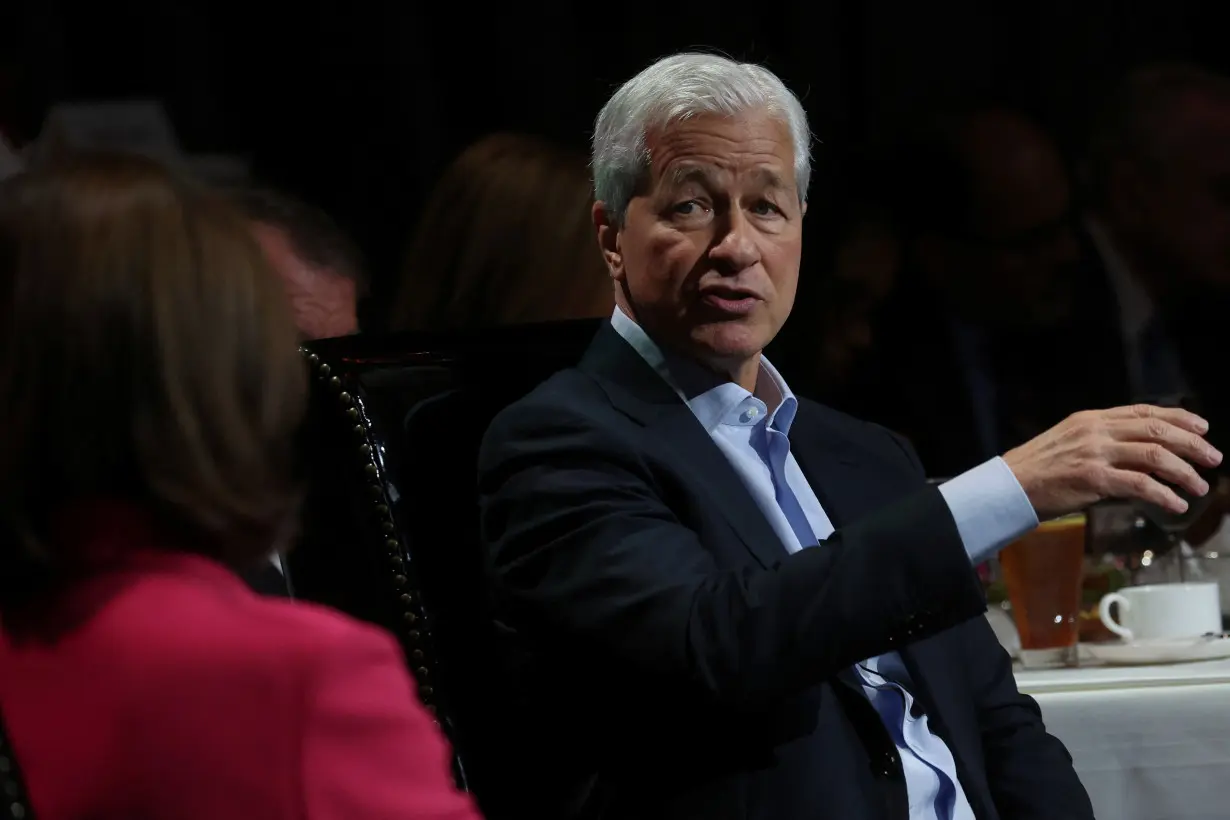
[0, 154, 480, 820]
[390, 132, 612, 331]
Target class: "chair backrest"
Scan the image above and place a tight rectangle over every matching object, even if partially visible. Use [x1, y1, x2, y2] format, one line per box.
[0, 712, 35, 819]
[289, 319, 599, 814]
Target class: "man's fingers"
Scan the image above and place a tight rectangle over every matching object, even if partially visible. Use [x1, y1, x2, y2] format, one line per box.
[1104, 467, 1189, 514]
[1106, 404, 1210, 435]
[1109, 442, 1210, 497]
[1109, 418, 1224, 467]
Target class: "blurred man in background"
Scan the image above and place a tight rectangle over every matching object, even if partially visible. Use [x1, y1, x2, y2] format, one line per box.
[236, 187, 365, 340]
[848, 106, 1095, 477]
[1084, 63, 1230, 406]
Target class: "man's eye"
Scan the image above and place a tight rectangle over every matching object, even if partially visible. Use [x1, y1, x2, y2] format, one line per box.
[750, 200, 783, 216]
[673, 200, 702, 215]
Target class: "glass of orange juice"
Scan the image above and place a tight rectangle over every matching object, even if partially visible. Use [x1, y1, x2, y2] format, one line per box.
[999, 513, 1086, 665]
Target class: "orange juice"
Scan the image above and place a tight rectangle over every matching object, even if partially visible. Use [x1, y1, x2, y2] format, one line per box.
[999, 514, 1086, 650]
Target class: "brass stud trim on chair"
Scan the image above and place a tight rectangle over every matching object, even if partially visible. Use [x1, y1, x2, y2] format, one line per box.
[305, 350, 444, 714]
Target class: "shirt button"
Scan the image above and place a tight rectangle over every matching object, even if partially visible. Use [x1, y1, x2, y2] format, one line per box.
[741, 407, 759, 423]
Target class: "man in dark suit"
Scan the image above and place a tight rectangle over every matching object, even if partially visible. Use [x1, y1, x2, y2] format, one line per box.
[477, 53, 1219, 820]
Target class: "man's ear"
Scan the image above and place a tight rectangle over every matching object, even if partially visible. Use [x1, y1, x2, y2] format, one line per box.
[594, 201, 624, 283]
[801, 200, 808, 218]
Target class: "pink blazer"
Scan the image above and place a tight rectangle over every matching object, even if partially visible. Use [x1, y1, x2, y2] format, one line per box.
[0, 503, 482, 820]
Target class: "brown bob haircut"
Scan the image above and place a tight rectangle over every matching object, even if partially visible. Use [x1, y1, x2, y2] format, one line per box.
[389, 132, 612, 332]
[0, 153, 306, 590]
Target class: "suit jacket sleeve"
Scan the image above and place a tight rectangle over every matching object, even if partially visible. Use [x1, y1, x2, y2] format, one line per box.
[299, 620, 481, 820]
[890, 428, 1093, 819]
[479, 396, 989, 712]
[962, 629, 1094, 819]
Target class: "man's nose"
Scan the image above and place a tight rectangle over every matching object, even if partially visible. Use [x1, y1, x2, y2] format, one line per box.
[709, 209, 761, 273]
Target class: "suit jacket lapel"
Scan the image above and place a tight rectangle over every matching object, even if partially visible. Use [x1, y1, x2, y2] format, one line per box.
[578, 324, 788, 568]
[786, 409, 865, 531]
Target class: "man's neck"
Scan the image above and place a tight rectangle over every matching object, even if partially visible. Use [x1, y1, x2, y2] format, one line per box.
[728, 355, 762, 393]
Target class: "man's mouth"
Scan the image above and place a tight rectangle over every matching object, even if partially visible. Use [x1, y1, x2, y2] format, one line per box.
[699, 287, 761, 316]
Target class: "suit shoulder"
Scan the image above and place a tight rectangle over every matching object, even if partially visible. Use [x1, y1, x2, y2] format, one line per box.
[795, 396, 899, 442]
[795, 397, 920, 471]
[483, 367, 620, 442]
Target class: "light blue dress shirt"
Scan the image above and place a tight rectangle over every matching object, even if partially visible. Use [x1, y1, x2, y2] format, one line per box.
[610, 308, 1038, 820]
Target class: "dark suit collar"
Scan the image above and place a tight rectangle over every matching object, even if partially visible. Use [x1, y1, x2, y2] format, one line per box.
[578, 322, 681, 421]
[578, 323, 878, 565]
[578, 323, 787, 567]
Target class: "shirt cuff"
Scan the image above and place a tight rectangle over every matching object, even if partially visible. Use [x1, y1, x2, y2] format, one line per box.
[937, 457, 1039, 565]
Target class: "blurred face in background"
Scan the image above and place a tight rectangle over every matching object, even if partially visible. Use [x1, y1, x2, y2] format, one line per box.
[919, 111, 1081, 330]
[1107, 91, 1230, 291]
[820, 220, 899, 382]
[597, 111, 805, 389]
[251, 221, 358, 340]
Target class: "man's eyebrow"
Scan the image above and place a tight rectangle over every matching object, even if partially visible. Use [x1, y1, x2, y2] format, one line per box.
[748, 167, 793, 192]
[662, 165, 723, 189]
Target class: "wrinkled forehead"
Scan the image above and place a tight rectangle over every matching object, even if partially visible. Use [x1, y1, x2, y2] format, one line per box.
[643, 112, 798, 193]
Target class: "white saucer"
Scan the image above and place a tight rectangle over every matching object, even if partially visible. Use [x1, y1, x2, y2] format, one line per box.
[1017, 647, 1073, 669]
[1084, 635, 1230, 666]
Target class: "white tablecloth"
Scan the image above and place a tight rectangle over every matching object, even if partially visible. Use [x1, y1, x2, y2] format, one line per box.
[1017, 659, 1230, 820]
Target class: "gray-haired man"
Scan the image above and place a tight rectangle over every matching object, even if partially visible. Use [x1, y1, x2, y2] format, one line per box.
[478, 53, 1216, 820]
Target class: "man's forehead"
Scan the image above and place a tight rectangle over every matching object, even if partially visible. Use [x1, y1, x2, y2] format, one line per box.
[660, 162, 792, 190]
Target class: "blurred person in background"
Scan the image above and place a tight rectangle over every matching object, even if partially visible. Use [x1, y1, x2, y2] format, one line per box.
[236, 186, 365, 340]
[793, 209, 901, 402]
[847, 106, 1101, 477]
[234, 186, 367, 595]
[0, 154, 480, 820]
[390, 132, 612, 332]
[1083, 62, 1230, 541]
[1084, 63, 1230, 422]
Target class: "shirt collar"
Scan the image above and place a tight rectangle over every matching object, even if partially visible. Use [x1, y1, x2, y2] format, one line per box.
[609, 307, 799, 433]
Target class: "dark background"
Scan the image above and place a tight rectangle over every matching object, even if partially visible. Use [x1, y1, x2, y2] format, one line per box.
[5, 0, 1229, 318]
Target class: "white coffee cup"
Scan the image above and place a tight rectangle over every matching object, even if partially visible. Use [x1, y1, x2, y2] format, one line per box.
[1098, 582, 1222, 642]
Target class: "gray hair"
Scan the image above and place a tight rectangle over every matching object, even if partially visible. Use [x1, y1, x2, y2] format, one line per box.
[592, 53, 813, 224]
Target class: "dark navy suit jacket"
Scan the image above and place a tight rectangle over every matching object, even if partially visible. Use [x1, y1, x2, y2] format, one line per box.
[478, 323, 1092, 820]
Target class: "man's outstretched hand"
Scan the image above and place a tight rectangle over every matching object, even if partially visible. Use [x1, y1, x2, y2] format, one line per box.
[1003, 404, 1222, 521]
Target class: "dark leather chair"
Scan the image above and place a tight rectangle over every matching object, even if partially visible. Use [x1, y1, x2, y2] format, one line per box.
[289, 319, 600, 817]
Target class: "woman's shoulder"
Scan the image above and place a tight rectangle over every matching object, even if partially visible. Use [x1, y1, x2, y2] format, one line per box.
[75, 551, 404, 681]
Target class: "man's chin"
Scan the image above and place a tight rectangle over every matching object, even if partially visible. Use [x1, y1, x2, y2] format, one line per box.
[691, 323, 772, 363]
